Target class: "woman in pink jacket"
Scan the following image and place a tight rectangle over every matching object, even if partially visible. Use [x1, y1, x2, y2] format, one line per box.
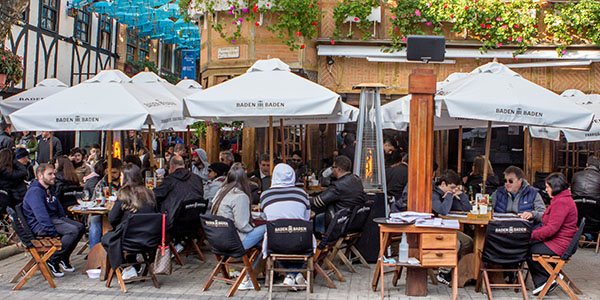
[528, 172, 578, 296]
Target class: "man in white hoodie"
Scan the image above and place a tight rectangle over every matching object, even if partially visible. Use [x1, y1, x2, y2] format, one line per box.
[191, 148, 209, 183]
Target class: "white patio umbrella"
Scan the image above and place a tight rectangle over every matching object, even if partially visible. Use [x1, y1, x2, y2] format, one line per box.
[9, 70, 184, 132]
[439, 62, 594, 192]
[529, 90, 600, 142]
[184, 58, 342, 170]
[175, 79, 203, 94]
[237, 102, 358, 127]
[0, 78, 68, 118]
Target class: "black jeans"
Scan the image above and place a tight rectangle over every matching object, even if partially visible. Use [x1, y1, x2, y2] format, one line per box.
[49, 217, 85, 263]
[527, 241, 557, 288]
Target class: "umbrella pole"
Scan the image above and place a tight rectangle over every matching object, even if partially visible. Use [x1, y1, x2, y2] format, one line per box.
[457, 125, 463, 175]
[482, 121, 492, 194]
[269, 116, 274, 174]
[187, 126, 192, 162]
[107, 131, 113, 185]
[49, 133, 53, 162]
[133, 131, 137, 155]
[148, 125, 154, 169]
[280, 119, 285, 161]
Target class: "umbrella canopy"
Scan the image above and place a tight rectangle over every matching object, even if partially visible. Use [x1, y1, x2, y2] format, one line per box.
[183, 58, 342, 120]
[440, 62, 594, 130]
[242, 102, 359, 127]
[529, 91, 600, 142]
[176, 79, 203, 94]
[9, 70, 183, 131]
[0, 78, 68, 118]
[131, 71, 196, 131]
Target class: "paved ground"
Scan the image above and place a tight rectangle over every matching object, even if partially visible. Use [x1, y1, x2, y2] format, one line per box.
[0, 244, 598, 300]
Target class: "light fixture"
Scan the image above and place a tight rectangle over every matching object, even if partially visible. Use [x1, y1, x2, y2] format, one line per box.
[326, 56, 334, 65]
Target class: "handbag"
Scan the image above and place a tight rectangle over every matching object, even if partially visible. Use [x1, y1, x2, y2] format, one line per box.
[153, 213, 172, 275]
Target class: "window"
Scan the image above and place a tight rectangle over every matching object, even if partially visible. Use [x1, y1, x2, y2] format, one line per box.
[21, 5, 30, 22]
[74, 10, 91, 43]
[98, 16, 112, 50]
[174, 49, 182, 77]
[161, 44, 172, 70]
[126, 27, 150, 61]
[40, 0, 58, 32]
[139, 37, 149, 60]
[126, 28, 137, 61]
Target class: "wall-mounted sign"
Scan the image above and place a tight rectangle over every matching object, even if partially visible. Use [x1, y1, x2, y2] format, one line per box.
[218, 46, 240, 59]
[181, 49, 197, 80]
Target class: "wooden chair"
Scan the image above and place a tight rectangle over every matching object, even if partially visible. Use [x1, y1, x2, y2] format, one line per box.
[105, 213, 163, 293]
[574, 199, 600, 255]
[314, 208, 351, 289]
[170, 197, 208, 265]
[265, 219, 314, 300]
[329, 205, 371, 272]
[476, 220, 532, 300]
[533, 218, 585, 300]
[7, 205, 62, 290]
[200, 214, 260, 297]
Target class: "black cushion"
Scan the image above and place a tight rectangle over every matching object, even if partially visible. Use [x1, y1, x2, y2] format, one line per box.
[200, 214, 246, 258]
[173, 197, 207, 234]
[318, 208, 351, 249]
[7, 206, 35, 249]
[266, 219, 313, 257]
[482, 220, 532, 264]
[346, 205, 371, 235]
[121, 213, 162, 252]
[574, 200, 600, 233]
[561, 218, 585, 261]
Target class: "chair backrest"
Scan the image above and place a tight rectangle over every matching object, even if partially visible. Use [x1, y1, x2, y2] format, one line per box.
[346, 205, 372, 235]
[574, 199, 600, 233]
[121, 213, 163, 252]
[6, 205, 35, 249]
[174, 197, 207, 230]
[318, 208, 351, 250]
[482, 219, 532, 264]
[266, 219, 313, 257]
[200, 214, 246, 258]
[561, 217, 586, 261]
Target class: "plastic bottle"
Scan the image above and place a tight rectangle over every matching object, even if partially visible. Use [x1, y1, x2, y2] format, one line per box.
[468, 186, 474, 202]
[398, 232, 409, 263]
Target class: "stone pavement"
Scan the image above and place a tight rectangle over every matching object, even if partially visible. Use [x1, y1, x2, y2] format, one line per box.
[0, 244, 598, 300]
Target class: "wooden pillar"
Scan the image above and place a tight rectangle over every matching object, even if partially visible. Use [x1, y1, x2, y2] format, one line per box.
[406, 68, 436, 297]
[206, 126, 220, 164]
[457, 126, 463, 174]
[524, 128, 554, 183]
[269, 117, 274, 174]
[242, 127, 256, 172]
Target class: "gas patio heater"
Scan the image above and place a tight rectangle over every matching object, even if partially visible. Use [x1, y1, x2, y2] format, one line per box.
[353, 83, 388, 215]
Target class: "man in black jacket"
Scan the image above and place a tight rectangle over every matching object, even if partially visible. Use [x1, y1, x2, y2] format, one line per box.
[37, 131, 62, 164]
[153, 155, 205, 232]
[0, 122, 14, 150]
[311, 155, 366, 232]
[338, 133, 356, 168]
[571, 156, 600, 201]
[386, 152, 408, 202]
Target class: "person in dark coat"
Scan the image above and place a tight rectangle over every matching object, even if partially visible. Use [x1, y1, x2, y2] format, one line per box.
[338, 133, 356, 168]
[15, 147, 35, 182]
[463, 155, 500, 195]
[101, 164, 156, 280]
[54, 156, 83, 208]
[0, 122, 14, 151]
[386, 152, 408, 202]
[153, 155, 205, 231]
[0, 148, 28, 208]
[571, 155, 600, 201]
[37, 131, 62, 164]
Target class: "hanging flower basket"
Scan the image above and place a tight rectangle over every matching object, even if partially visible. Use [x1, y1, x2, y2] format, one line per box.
[0, 48, 24, 88]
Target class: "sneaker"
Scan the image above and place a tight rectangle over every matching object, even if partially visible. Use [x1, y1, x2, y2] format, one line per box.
[532, 274, 563, 296]
[47, 261, 64, 277]
[295, 273, 307, 286]
[238, 276, 258, 290]
[174, 243, 184, 253]
[121, 266, 138, 280]
[283, 275, 295, 286]
[436, 272, 451, 286]
[229, 270, 241, 278]
[59, 260, 75, 272]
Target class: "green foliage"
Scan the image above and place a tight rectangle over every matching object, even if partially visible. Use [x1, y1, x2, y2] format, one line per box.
[178, 0, 193, 23]
[160, 71, 180, 84]
[0, 47, 23, 86]
[127, 59, 158, 73]
[188, 0, 246, 44]
[332, 0, 380, 41]
[189, 120, 243, 138]
[544, 0, 600, 56]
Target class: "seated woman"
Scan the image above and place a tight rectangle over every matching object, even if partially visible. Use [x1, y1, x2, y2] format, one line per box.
[528, 173, 578, 296]
[101, 164, 157, 281]
[54, 156, 83, 208]
[210, 163, 266, 290]
[463, 155, 500, 195]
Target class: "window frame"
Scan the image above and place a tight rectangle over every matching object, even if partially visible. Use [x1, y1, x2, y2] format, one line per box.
[98, 16, 112, 50]
[39, 0, 59, 32]
[74, 9, 91, 44]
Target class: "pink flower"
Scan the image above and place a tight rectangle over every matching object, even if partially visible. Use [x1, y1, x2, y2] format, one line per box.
[238, 18, 243, 22]
[401, 37, 408, 42]
[561, 50, 566, 54]
[415, 9, 421, 17]
[1, 57, 5, 60]
[214, 125, 218, 130]
[516, 37, 522, 42]
[391, 15, 396, 20]
[354, 17, 359, 21]
[227, 11, 232, 15]
[486, 24, 491, 29]
[426, 22, 432, 26]
[394, 27, 399, 31]
[443, 3, 448, 9]
[230, 6, 235, 10]
[496, 17, 502, 21]
[486, 18, 490, 21]
[242, 8, 248, 12]
[481, 23, 485, 28]
[502, 24, 508, 29]
[426, 2, 432, 7]
[514, 24, 519, 28]
[330, 40, 335, 45]
[231, 39, 236, 43]
[449, 14, 454, 18]
[496, 43, 502, 47]
[464, 6, 469, 10]
[508, 37, 513, 41]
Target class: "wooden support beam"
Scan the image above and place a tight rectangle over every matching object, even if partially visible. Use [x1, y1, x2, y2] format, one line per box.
[242, 127, 256, 173]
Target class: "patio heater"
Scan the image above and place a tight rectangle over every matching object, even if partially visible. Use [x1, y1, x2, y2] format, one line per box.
[353, 83, 388, 216]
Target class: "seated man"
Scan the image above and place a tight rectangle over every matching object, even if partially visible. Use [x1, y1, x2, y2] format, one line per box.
[289, 150, 307, 183]
[248, 153, 272, 193]
[386, 152, 408, 203]
[260, 163, 312, 289]
[492, 166, 546, 222]
[571, 155, 600, 201]
[310, 155, 366, 232]
[22, 163, 85, 277]
[153, 155, 205, 250]
[88, 158, 122, 249]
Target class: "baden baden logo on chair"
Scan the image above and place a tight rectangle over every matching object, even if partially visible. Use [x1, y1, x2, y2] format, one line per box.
[494, 226, 529, 234]
[204, 220, 229, 227]
[274, 225, 308, 234]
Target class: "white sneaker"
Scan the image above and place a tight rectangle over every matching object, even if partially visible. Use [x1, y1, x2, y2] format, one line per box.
[532, 273, 563, 296]
[229, 270, 241, 278]
[295, 273, 307, 288]
[283, 275, 295, 286]
[121, 266, 138, 280]
[238, 277, 257, 290]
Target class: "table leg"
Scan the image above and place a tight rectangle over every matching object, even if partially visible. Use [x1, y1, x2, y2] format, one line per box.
[372, 231, 389, 293]
[101, 215, 111, 235]
[472, 224, 486, 283]
[452, 265, 458, 300]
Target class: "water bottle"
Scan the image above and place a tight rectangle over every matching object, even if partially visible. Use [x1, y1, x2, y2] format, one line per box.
[398, 232, 409, 263]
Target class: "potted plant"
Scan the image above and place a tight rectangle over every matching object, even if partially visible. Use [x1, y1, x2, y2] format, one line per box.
[0, 47, 23, 88]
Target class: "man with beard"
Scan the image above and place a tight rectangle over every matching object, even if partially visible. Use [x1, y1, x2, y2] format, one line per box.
[37, 131, 62, 164]
[191, 148, 209, 183]
[23, 164, 85, 277]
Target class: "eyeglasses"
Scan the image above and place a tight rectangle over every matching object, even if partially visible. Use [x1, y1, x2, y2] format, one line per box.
[506, 178, 514, 184]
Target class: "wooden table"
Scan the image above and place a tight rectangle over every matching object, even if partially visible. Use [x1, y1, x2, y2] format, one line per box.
[371, 218, 459, 300]
[69, 206, 112, 280]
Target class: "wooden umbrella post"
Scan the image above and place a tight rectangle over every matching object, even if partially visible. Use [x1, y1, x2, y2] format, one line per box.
[457, 125, 463, 175]
[187, 126, 192, 161]
[133, 131, 137, 155]
[49, 133, 54, 162]
[269, 117, 274, 174]
[482, 121, 492, 194]
[280, 119, 285, 161]
[106, 131, 113, 185]
[148, 125, 154, 168]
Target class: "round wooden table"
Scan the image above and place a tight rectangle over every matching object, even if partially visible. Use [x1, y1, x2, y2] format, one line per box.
[69, 205, 113, 280]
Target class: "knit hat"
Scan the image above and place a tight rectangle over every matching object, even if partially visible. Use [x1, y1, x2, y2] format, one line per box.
[15, 148, 29, 159]
[208, 162, 229, 177]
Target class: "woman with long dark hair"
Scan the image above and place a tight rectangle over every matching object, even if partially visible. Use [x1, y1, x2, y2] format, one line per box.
[54, 155, 83, 208]
[528, 172, 578, 296]
[463, 155, 499, 194]
[210, 163, 266, 290]
[0, 148, 28, 208]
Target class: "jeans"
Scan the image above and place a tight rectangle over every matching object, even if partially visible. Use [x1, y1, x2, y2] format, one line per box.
[49, 217, 85, 263]
[88, 215, 102, 248]
[242, 225, 266, 269]
[315, 213, 325, 233]
[527, 241, 557, 288]
[279, 261, 305, 277]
